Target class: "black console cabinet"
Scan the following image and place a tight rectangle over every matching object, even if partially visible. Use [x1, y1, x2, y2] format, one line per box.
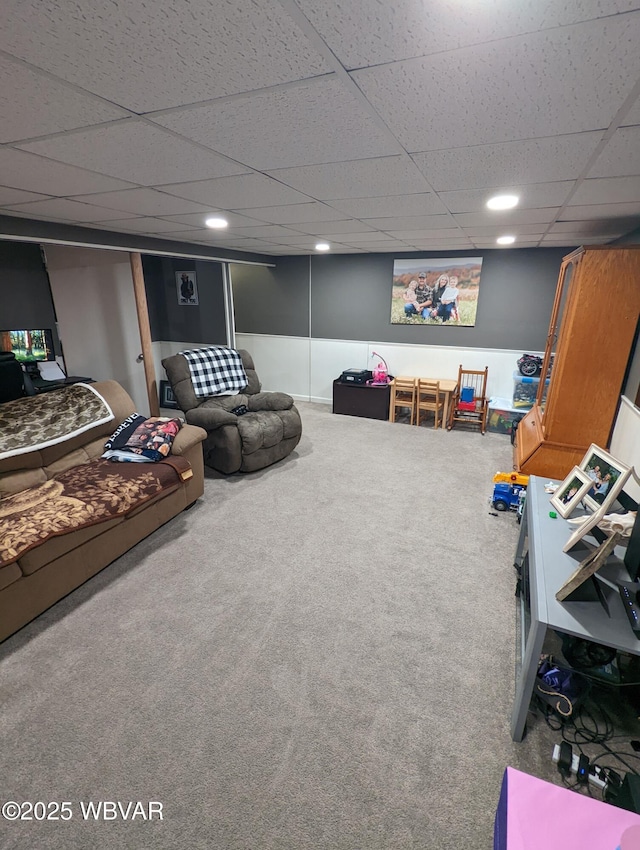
[332, 379, 391, 421]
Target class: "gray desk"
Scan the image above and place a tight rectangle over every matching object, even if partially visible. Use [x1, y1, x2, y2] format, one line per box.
[511, 475, 640, 741]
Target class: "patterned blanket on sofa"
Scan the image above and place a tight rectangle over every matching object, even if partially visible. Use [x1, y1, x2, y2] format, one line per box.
[0, 457, 190, 567]
[0, 383, 114, 461]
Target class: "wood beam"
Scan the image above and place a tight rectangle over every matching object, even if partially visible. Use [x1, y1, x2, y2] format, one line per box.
[129, 252, 159, 416]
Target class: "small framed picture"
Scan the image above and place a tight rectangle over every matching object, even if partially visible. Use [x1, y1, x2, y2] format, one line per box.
[549, 466, 594, 518]
[159, 380, 180, 410]
[176, 271, 198, 305]
[578, 443, 631, 514]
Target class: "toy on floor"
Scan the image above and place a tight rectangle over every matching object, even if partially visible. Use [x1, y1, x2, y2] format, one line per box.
[492, 472, 529, 516]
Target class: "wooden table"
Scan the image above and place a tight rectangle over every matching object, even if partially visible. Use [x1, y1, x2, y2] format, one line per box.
[415, 377, 457, 428]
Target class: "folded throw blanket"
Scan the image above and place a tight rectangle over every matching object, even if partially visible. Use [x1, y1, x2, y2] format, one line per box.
[102, 415, 182, 462]
[179, 346, 247, 398]
[0, 383, 113, 461]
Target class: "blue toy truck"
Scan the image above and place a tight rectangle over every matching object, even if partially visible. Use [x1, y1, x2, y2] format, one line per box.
[492, 482, 526, 515]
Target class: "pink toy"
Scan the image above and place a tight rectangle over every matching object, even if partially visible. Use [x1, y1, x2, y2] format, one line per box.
[371, 351, 390, 385]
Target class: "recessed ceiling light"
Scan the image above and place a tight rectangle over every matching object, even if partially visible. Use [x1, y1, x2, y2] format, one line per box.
[205, 216, 228, 229]
[497, 235, 516, 245]
[315, 242, 330, 252]
[486, 194, 519, 210]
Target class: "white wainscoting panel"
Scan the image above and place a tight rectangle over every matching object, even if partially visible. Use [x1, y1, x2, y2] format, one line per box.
[236, 333, 310, 399]
[310, 338, 370, 403]
[610, 396, 640, 502]
[233, 334, 528, 404]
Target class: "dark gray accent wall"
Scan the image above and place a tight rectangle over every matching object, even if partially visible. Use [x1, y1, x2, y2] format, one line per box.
[231, 246, 577, 349]
[310, 248, 574, 349]
[0, 241, 61, 355]
[142, 255, 227, 344]
[231, 256, 310, 337]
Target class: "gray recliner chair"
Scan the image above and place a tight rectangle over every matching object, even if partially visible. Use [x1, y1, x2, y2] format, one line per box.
[161, 348, 302, 474]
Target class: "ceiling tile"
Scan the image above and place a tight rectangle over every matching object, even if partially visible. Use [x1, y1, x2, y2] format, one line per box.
[3, 197, 131, 221]
[267, 156, 431, 199]
[234, 202, 348, 225]
[464, 224, 549, 237]
[0, 55, 128, 143]
[294, 0, 638, 69]
[561, 202, 640, 218]
[291, 220, 377, 235]
[19, 121, 249, 185]
[67, 187, 213, 216]
[622, 94, 640, 126]
[99, 217, 196, 233]
[570, 176, 640, 205]
[326, 193, 448, 217]
[159, 211, 265, 229]
[224, 224, 304, 239]
[386, 228, 466, 240]
[540, 234, 605, 245]
[160, 173, 310, 208]
[352, 15, 640, 151]
[412, 134, 603, 192]
[0, 0, 331, 112]
[473, 236, 540, 251]
[360, 243, 414, 252]
[325, 231, 403, 243]
[153, 77, 399, 170]
[587, 126, 640, 178]
[438, 183, 575, 213]
[0, 148, 134, 196]
[410, 241, 475, 250]
[0, 186, 51, 205]
[363, 215, 456, 231]
[156, 228, 244, 242]
[261, 235, 332, 248]
[453, 209, 560, 227]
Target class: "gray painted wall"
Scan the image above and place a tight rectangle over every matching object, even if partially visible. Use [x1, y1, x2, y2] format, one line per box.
[231, 256, 310, 337]
[233, 247, 574, 351]
[142, 255, 227, 344]
[0, 241, 61, 356]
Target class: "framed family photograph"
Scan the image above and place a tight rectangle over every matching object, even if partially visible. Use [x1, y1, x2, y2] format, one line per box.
[579, 443, 631, 514]
[390, 257, 483, 326]
[176, 271, 198, 305]
[159, 380, 180, 410]
[549, 467, 593, 518]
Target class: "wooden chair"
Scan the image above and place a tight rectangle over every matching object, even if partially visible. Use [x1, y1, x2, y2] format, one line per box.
[447, 365, 489, 434]
[389, 376, 417, 424]
[415, 379, 444, 429]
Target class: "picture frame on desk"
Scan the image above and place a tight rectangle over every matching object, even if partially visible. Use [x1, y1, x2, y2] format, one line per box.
[579, 443, 631, 514]
[549, 466, 594, 518]
[159, 380, 180, 410]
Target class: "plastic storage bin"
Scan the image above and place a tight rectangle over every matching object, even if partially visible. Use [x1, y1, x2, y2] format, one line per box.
[512, 371, 549, 410]
[488, 397, 523, 435]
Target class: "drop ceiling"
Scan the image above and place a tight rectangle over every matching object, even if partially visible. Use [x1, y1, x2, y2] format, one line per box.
[1, 0, 639, 256]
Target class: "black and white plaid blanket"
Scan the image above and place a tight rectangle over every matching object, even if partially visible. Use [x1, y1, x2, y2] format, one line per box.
[179, 346, 248, 398]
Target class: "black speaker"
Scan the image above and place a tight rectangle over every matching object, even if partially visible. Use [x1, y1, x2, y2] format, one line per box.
[624, 509, 640, 583]
[615, 773, 640, 814]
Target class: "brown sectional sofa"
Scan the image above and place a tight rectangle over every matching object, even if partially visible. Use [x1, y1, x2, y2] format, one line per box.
[0, 380, 207, 643]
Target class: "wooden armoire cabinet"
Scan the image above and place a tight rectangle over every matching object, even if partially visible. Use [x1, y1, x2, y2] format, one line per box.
[514, 245, 640, 479]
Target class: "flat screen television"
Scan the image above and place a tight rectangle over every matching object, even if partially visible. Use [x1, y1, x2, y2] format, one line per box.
[0, 328, 55, 362]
